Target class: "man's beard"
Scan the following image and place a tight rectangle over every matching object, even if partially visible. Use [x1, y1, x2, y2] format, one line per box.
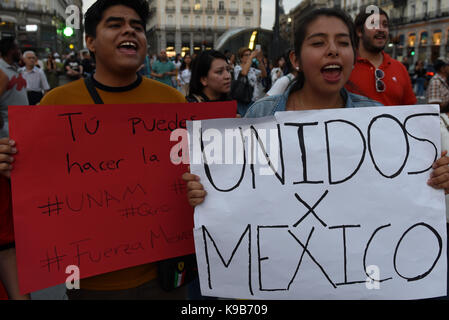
[361, 33, 386, 54]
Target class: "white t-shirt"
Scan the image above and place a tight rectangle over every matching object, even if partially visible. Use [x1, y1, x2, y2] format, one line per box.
[234, 65, 264, 101]
[271, 67, 283, 85]
[177, 68, 191, 85]
[266, 73, 296, 96]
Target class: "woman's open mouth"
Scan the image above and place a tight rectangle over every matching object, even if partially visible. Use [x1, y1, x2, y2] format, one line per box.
[321, 64, 342, 83]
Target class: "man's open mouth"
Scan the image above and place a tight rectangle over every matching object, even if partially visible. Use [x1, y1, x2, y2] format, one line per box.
[117, 41, 138, 53]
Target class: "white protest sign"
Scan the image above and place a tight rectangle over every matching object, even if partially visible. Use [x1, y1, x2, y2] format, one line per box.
[187, 105, 447, 300]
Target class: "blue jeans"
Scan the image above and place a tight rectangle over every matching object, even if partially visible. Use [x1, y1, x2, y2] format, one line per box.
[237, 101, 253, 116]
[416, 77, 425, 96]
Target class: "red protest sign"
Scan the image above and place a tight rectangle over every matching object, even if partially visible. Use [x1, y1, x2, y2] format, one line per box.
[8, 102, 236, 294]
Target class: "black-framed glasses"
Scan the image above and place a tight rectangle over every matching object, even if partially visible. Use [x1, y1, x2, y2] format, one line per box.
[375, 68, 385, 92]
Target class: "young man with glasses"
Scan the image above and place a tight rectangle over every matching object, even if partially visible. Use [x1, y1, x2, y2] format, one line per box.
[346, 7, 416, 106]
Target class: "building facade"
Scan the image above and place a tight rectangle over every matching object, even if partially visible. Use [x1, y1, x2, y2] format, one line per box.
[342, 0, 449, 63]
[0, 0, 83, 57]
[279, 0, 329, 47]
[147, 0, 262, 56]
[280, 0, 449, 65]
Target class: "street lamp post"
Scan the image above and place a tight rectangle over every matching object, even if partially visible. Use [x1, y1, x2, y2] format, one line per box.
[273, 0, 280, 59]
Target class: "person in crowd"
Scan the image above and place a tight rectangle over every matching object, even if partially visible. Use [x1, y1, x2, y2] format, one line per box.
[64, 52, 83, 81]
[228, 53, 236, 76]
[413, 60, 427, 98]
[402, 56, 410, 73]
[184, 49, 232, 300]
[271, 55, 286, 86]
[0, 0, 186, 300]
[0, 38, 29, 300]
[19, 51, 50, 105]
[45, 53, 59, 89]
[151, 50, 176, 87]
[172, 53, 182, 89]
[426, 57, 449, 112]
[81, 50, 95, 77]
[138, 48, 152, 78]
[266, 49, 298, 96]
[182, 11, 449, 304]
[186, 50, 231, 103]
[0, 37, 28, 139]
[261, 55, 271, 93]
[346, 7, 416, 106]
[233, 47, 267, 116]
[177, 54, 192, 96]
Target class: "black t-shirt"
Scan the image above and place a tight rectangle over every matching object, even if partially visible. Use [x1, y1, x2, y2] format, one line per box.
[64, 59, 81, 72]
[81, 58, 95, 74]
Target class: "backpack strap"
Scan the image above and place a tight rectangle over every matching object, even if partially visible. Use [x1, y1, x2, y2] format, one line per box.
[84, 75, 104, 104]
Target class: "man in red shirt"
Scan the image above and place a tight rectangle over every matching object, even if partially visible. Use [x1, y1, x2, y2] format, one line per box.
[346, 7, 416, 106]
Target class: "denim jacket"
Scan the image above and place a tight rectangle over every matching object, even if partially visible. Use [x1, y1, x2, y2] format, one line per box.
[244, 82, 383, 118]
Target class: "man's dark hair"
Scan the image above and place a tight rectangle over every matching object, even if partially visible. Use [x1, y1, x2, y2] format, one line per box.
[188, 50, 229, 98]
[0, 37, 17, 57]
[84, 0, 150, 38]
[354, 6, 389, 36]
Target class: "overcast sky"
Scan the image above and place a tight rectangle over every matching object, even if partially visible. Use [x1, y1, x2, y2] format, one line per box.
[261, 0, 301, 29]
[82, 0, 301, 29]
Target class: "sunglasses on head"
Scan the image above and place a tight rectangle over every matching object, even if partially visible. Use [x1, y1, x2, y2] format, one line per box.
[375, 68, 385, 92]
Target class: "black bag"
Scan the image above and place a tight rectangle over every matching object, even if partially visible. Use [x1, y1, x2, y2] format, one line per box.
[231, 74, 253, 104]
[157, 254, 198, 292]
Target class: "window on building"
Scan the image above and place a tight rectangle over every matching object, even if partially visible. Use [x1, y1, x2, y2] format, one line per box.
[398, 34, 405, 46]
[207, 16, 213, 26]
[420, 31, 428, 45]
[433, 30, 442, 45]
[207, 0, 212, 8]
[195, 0, 201, 10]
[231, 17, 236, 25]
[231, 0, 237, 9]
[183, 15, 189, 25]
[195, 15, 201, 26]
[245, 17, 251, 27]
[408, 33, 416, 46]
[168, 15, 174, 25]
[219, 1, 225, 10]
[219, 16, 224, 27]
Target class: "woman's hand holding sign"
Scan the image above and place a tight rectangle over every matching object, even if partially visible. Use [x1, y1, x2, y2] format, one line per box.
[182, 171, 206, 207]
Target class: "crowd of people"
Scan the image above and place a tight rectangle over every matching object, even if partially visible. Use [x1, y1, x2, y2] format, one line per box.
[0, 0, 449, 300]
